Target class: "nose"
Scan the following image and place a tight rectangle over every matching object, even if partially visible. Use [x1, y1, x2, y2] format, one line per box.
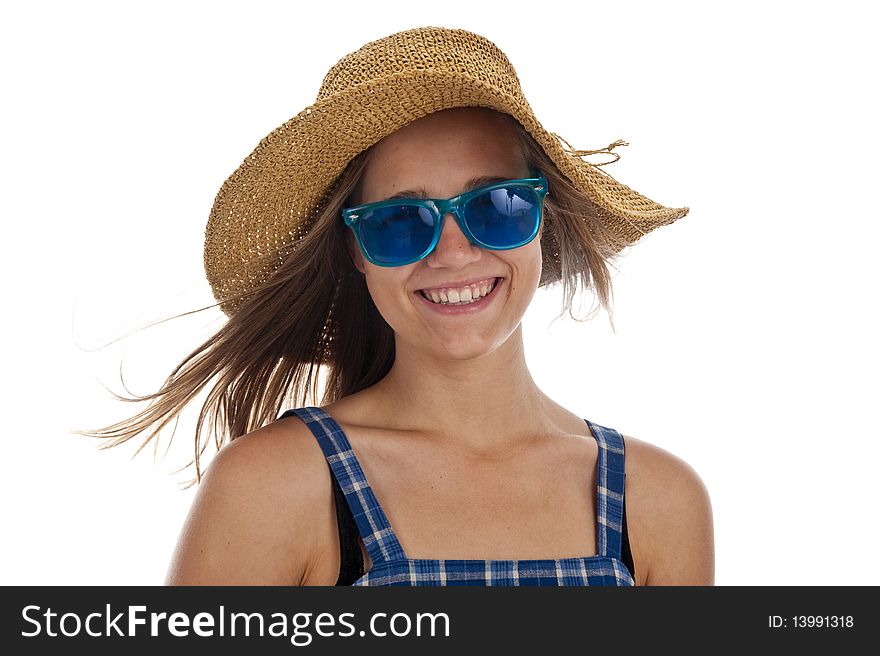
[426, 212, 482, 267]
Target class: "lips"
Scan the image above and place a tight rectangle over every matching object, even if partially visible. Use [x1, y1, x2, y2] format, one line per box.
[413, 276, 505, 314]
[416, 276, 502, 294]
[416, 277, 501, 304]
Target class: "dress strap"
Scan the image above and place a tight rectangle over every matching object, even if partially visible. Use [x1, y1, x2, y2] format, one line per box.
[585, 419, 627, 560]
[278, 407, 407, 565]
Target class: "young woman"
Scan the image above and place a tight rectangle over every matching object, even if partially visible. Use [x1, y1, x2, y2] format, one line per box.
[91, 27, 713, 586]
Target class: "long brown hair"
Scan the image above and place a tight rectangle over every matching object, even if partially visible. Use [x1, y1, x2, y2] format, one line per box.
[79, 110, 626, 483]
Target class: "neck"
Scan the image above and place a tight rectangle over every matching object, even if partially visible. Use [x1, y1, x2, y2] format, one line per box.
[366, 325, 572, 454]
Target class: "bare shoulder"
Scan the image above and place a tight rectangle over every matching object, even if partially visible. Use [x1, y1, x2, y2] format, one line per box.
[165, 414, 334, 585]
[622, 435, 715, 586]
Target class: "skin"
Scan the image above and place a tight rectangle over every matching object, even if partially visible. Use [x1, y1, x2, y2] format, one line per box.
[166, 108, 714, 586]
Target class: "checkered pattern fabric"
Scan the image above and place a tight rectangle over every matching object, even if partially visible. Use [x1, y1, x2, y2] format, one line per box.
[279, 407, 634, 586]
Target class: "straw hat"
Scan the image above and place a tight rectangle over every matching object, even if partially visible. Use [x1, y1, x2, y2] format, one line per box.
[204, 26, 688, 315]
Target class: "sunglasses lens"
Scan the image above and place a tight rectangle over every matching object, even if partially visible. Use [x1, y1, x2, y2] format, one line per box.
[463, 186, 541, 247]
[359, 204, 437, 265]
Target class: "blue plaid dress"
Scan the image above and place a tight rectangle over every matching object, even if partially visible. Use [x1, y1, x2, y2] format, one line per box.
[279, 406, 634, 586]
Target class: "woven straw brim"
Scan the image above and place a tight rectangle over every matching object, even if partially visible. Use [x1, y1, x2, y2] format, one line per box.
[204, 69, 688, 315]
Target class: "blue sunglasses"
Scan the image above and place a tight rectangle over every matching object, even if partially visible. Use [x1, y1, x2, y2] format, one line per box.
[342, 172, 549, 267]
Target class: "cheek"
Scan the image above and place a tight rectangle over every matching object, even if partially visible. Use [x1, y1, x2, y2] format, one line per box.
[505, 239, 543, 302]
[362, 269, 411, 324]
[521, 235, 543, 278]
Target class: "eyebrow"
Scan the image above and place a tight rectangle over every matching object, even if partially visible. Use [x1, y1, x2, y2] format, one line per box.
[386, 175, 511, 200]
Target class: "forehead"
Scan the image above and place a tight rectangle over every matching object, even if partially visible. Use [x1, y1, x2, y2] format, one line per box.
[359, 108, 527, 200]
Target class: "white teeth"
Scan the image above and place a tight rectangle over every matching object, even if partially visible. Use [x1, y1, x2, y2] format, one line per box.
[420, 278, 498, 305]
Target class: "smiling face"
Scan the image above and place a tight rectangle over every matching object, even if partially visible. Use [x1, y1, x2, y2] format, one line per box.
[348, 107, 544, 360]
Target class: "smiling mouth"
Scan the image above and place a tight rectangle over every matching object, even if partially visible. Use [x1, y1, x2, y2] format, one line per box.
[417, 277, 502, 305]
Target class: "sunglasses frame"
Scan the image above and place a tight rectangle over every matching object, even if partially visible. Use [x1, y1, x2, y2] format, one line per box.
[342, 171, 549, 267]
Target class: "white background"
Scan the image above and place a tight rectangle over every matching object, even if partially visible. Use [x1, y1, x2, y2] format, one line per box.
[2, 0, 877, 585]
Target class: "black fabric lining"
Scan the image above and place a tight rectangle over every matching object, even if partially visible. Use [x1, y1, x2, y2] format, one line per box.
[331, 465, 636, 585]
[620, 495, 634, 580]
[331, 468, 364, 585]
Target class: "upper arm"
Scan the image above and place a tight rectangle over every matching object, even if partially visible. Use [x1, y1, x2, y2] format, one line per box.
[625, 438, 715, 586]
[164, 418, 330, 585]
